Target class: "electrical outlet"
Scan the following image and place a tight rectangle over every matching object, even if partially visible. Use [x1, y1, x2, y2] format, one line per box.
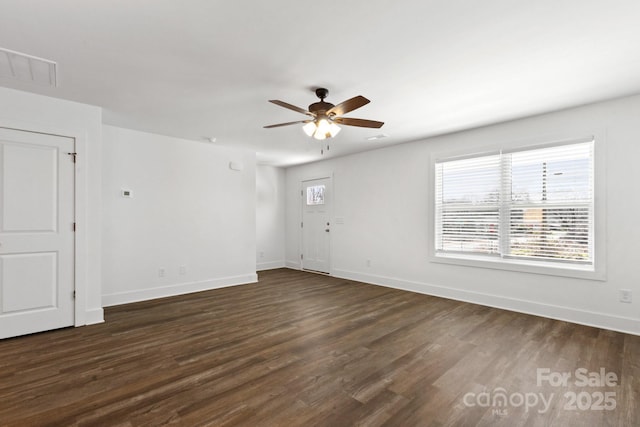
[158, 268, 166, 278]
[366, 259, 371, 267]
[179, 265, 187, 275]
[259, 251, 264, 258]
[619, 289, 632, 303]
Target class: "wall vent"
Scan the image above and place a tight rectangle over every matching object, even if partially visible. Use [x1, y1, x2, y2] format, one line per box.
[0, 47, 57, 87]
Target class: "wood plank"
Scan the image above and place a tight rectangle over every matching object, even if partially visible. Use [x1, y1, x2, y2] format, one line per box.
[0, 268, 637, 425]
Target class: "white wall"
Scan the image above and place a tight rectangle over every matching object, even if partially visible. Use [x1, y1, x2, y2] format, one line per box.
[256, 165, 286, 270]
[102, 126, 257, 305]
[285, 94, 640, 335]
[0, 87, 103, 325]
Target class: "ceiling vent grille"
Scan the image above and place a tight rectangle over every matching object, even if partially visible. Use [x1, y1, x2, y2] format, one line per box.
[0, 47, 57, 87]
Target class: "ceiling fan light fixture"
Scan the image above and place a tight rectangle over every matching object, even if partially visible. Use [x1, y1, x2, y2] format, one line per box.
[315, 118, 331, 137]
[302, 121, 316, 136]
[328, 122, 341, 137]
[265, 88, 383, 149]
[309, 118, 341, 140]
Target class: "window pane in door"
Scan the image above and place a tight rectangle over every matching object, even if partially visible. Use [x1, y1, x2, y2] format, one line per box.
[306, 185, 325, 205]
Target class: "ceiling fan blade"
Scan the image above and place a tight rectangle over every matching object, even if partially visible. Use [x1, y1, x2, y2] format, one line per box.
[263, 120, 311, 128]
[333, 117, 384, 128]
[327, 95, 370, 116]
[268, 100, 314, 116]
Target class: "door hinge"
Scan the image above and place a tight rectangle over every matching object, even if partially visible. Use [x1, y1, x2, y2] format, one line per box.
[67, 152, 77, 163]
[72, 290, 76, 299]
[301, 190, 303, 196]
[72, 222, 76, 232]
[301, 222, 303, 228]
[301, 254, 304, 260]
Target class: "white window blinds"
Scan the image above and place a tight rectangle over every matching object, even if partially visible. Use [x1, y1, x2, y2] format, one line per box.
[435, 154, 501, 255]
[435, 139, 594, 267]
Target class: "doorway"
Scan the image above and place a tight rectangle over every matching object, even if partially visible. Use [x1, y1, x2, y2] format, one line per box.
[301, 177, 331, 274]
[0, 127, 75, 339]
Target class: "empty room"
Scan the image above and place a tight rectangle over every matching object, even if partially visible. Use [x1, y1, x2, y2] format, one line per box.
[1, 1, 639, 426]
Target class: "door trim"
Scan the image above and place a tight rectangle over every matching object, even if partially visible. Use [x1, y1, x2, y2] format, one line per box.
[299, 173, 333, 274]
[0, 119, 89, 327]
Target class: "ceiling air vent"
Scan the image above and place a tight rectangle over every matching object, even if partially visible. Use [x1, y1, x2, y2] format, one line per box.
[0, 47, 57, 87]
[365, 134, 389, 141]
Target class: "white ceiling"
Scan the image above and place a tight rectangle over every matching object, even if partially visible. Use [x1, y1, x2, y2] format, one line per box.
[1, 1, 639, 166]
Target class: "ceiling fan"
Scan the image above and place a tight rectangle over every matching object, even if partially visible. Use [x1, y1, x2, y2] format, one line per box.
[264, 88, 384, 149]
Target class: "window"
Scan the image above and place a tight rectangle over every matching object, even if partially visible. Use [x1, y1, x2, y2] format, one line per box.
[434, 139, 594, 271]
[306, 185, 325, 205]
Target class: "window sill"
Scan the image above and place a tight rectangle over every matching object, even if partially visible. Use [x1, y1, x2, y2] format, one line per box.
[430, 252, 606, 281]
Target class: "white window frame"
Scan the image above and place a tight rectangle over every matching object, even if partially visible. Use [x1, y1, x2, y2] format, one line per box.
[428, 134, 606, 281]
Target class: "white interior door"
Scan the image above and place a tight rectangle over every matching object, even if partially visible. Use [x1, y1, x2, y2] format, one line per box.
[302, 177, 331, 273]
[0, 127, 75, 339]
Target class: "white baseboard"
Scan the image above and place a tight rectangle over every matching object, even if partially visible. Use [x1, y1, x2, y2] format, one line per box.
[257, 260, 286, 271]
[285, 260, 301, 270]
[84, 308, 104, 325]
[332, 268, 640, 336]
[102, 273, 258, 307]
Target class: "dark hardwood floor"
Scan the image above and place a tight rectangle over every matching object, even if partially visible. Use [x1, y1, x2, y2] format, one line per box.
[1, 269, 638, 426]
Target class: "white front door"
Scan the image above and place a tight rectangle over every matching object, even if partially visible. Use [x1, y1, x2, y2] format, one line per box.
[302, 177, 331, 274]
[0, 127, 75, 339]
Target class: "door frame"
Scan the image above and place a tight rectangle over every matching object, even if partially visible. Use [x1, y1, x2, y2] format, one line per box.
[299, 173, 333, 274]
[0, 118, 88, 326]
